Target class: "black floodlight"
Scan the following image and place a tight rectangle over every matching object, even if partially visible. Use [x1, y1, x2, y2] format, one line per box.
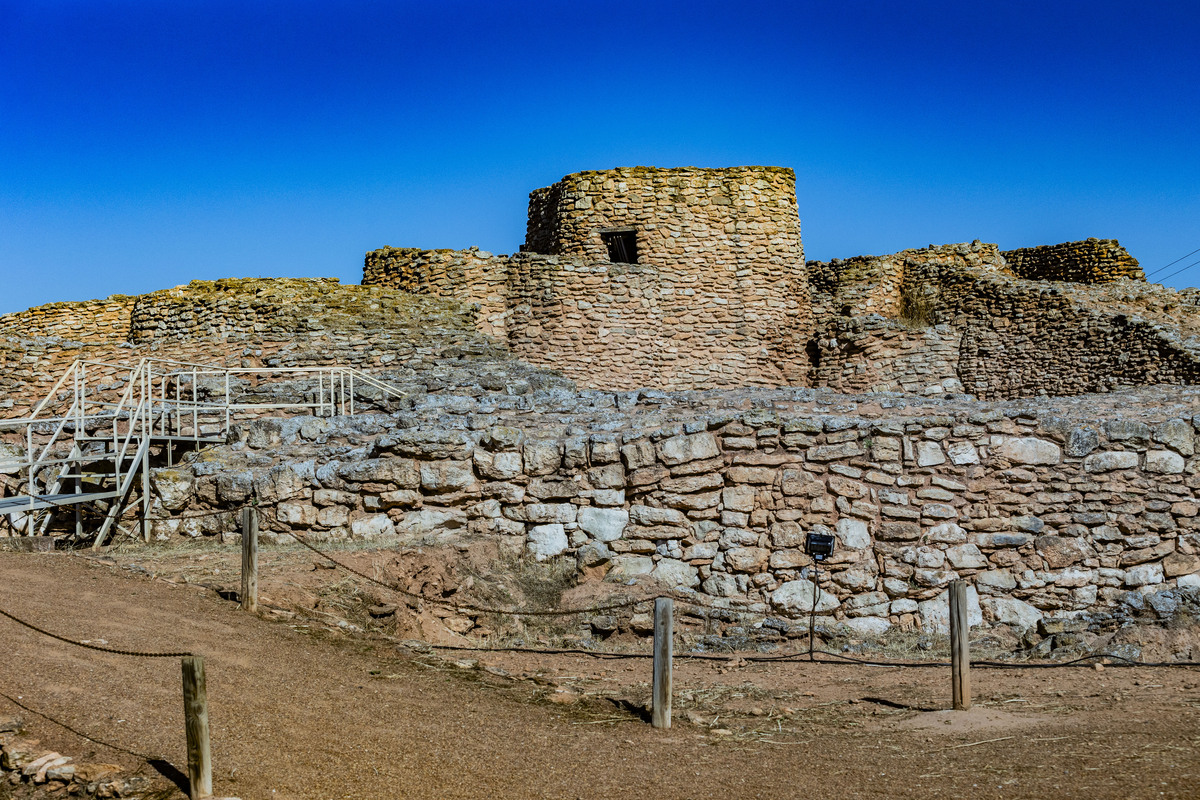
[804, 532, 835, 562]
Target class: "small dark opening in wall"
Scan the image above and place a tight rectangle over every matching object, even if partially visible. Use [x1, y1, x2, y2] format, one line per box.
[601, 230, 639, 264]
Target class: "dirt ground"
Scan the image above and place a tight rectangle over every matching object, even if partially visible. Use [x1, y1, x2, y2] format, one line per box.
[2, 542, 1199, 799]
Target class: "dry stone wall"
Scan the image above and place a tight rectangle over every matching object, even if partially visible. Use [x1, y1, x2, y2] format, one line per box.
[0, 296, 135, 343]
[364, 166, 814, 391]
[146, 384, 1200, 638]
[0, 277, 555, 418]
[808, 241, 1200, 400]
[1002, 239, 1143, 283]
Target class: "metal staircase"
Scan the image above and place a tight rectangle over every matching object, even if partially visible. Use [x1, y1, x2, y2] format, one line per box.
[0, 358, 405, 547]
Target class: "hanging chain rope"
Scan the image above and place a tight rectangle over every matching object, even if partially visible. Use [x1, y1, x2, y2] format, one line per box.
[0, 606, 193, 658]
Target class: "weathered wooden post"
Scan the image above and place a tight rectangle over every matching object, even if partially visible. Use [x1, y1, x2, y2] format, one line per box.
[652, 597, 673, 729]
[181, 656, 212, 800]
[241, 507, 258, 614]
[949, 580, 971, 710]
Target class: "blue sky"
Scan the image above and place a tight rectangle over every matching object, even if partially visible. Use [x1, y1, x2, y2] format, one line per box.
[2, 0, 1198, 313]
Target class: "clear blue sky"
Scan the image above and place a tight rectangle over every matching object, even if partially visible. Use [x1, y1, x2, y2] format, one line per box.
[2, 0, 1198, 314]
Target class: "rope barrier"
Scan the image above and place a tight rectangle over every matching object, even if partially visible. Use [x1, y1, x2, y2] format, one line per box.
[0, 606, 193, 658]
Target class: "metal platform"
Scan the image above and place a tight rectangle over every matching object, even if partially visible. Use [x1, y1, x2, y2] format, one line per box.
[0, 491, 120, 514]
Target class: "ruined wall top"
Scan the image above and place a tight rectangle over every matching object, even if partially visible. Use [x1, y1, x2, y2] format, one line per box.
[1001, 238, 1142, 283]
[523, 166, 802, 263]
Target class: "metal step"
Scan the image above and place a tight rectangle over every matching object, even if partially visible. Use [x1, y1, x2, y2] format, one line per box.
[0, 491, 121, 514]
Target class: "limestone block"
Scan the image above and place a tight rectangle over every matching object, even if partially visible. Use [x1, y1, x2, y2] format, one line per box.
[1035, 535, 1091, 569]
[768, 549, 812, 569]
[926, 522, 967, 544]
[340, 458, 419, 487]
[914, 568, 958, 587]
[277, 501, 317, 527]
[807, 442, 864, 462]
[993, 437, 1061, 465]
[577, 540, 612, 567]
[946, 442, 979, 465]
[629, 505, 688, 526]
[771, 579, 840, 614]
[658, 432, 720, 466]
[652, 559, 700, 588]
[918, 585, 982, 634]
[981, 597, 1042, 630]
[684, 541, 719, 560]
[524, 439, 562, 475]
[1124, 562, 1164, 587]
[725, 547, 770, 572]
[607, 555, 656, 581]
[703, 573, 740, 597]
[420, 460, 476, 492]
[1054, 567, 1095, 587]
[921, 503, 957, 520]
[915, 441, 945, 467]
[254, 460, 315, 503]
[351, 514, 394, 539]
[834, 565, 876, 590]
[152, 469, 194, 511]
[1178, 574, 1200, 590]
[516, 503, 577, 524]
[1064, 426, 1100, 458]
[1084, 451, 1138, 473]
[578, 507, 628, 542]
[396, 510, 465, 534]
[1164, 551, 1200, 577]
[1154, 419, 1195, 456]
[945, 543, 987, 569]
[528, 524, 568, 561]
[482, 425, 524, 451]
[380, 489, 421, 508]
[972, 532, 1033, 548]
[1145, 450, 1185, 474]
[770, 520, 805, 547]
[976, 569, 1017, 591]
[0, 442, 24, 475]
[474, 450, 523, 481]
[620, 440, 657, 470]
[836, 518, 871, 549]
[317, 505, 349, 527]
[722, 485, 756, 513]
[844, 617, 891, 638]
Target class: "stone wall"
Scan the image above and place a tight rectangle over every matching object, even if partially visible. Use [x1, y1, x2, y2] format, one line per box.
[904, 263, 1200, 399]
[807, 241, 1008, 322]
[361, 247, 510, 337]
[1002, 239, 1143, 283]
[807, 242, 1200, 400]
[0, 277, 541, 418]
[0, 296, 136, 343]
[145, 385, 1200, 637]
[812, 316, 963, 396]
[364, 166, 815, 391]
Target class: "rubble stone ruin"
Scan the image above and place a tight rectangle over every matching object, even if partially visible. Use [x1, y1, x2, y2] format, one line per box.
[4, 165, 1200, 643]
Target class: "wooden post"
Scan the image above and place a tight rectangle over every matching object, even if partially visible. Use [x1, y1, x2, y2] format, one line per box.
[949, 580, 971, 710]
[652, 597, 673, 729]
[241, 507, 258, 614]
[181, 656, 212, 800]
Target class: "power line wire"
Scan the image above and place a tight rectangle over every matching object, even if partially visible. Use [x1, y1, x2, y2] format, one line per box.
[1147, 246, 1200, 278]
[1155, 256, 1200, 286]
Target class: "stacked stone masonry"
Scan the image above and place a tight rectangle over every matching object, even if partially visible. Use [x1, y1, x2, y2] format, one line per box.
[1001, 238, 1143, 283]
[140, 385, 1200, 636]
[365, 166, 814, 391]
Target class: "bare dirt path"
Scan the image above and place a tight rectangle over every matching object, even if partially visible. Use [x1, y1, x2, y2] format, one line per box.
[2, 551, 1199, 799]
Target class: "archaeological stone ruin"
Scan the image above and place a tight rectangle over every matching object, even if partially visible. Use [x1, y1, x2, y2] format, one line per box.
[4, 165, 1200, 647]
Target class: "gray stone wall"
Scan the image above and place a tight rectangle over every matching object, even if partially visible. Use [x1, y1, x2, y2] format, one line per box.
[147, 385, 1200, 637]
[1002, 238, 1143, 283]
